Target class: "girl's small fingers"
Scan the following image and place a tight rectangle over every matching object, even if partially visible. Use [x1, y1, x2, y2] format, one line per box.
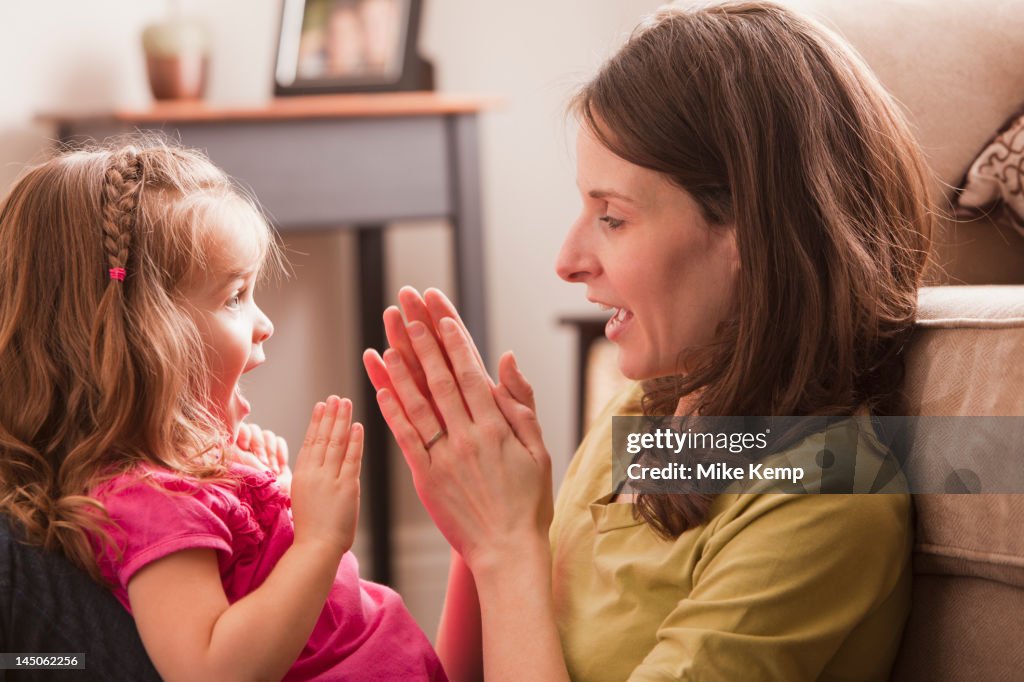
[313, 397, 341, 465]
[262, 430, 278, 471]
[275, 436, 289, 471]
[377, 388, 431, 475]
[342, 422, 364, 483]
[248, 425, 268, 463]
[299, 402, 327, 467]
[325, 398, 353, 476]
[235, 424, 251, 450]
[233, 448, 267, 471]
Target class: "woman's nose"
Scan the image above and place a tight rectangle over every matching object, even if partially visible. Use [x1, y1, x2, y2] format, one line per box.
[556, 216, 599, 283]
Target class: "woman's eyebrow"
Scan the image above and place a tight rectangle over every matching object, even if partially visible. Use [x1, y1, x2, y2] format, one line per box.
[588, 189, 639, 205]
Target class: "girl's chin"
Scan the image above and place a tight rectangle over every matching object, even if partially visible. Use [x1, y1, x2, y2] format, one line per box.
[233, 384, 251, 413]
[215, 388, 251, 441]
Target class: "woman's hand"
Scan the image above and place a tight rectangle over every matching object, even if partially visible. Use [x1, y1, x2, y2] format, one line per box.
[231, 422, 293, 494]
[289, 397, 364, 556]
[365, 297, 552, 571]
[364, 287, 493, 422]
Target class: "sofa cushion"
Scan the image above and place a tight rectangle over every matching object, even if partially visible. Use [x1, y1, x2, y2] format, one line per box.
[905, 286, 1024, 416]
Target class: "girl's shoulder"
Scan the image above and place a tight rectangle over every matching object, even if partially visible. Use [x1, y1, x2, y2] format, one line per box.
[90, 462, 286, 518]
[88, 462, 291, 596]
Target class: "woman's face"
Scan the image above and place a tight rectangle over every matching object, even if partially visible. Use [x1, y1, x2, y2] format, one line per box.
[557, 126, 739, 380]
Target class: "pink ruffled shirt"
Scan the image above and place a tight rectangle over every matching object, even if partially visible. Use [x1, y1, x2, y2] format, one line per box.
[90, 464, 446, 681]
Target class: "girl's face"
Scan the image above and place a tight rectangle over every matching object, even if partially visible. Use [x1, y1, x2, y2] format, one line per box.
[557, 126, 739, 380]
[183, 215, 274, 439]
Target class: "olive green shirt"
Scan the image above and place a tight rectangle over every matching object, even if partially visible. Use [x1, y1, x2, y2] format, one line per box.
[549, 385, 912, 681]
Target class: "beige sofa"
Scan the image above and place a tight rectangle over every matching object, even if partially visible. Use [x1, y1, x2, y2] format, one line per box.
[887, 286, 1024, 680]
[571, 2, 1024, 679]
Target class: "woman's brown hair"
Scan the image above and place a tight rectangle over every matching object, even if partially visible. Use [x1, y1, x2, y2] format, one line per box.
[572, 2, 935, 537]
[0, 137, 284, 580]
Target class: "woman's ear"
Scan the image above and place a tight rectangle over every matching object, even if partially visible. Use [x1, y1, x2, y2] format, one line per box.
[724, 222, 741, 274]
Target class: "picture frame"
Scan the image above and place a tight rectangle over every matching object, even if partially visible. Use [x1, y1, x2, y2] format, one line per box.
[274, 0, 431, 96]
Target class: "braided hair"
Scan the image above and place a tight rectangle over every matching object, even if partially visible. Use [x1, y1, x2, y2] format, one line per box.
[99, 147, 143, 283]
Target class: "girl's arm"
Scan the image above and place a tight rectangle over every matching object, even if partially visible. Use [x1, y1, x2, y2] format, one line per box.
[127, 397, 362, 682]
[367, 291, 570, 682]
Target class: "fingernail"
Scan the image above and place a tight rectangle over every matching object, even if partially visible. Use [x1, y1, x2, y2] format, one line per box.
[408, 322, 426, 338]
[383, 348, 401, 366]
[439, 317, 458, 336]
[377, 389, 391, 403]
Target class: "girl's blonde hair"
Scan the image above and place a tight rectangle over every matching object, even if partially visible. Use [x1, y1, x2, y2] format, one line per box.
[572, 2, 935, 536]
[0, 137, 284, 580]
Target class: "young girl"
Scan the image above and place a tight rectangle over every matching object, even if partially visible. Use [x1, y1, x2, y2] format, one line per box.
[0, 140, 446, 681]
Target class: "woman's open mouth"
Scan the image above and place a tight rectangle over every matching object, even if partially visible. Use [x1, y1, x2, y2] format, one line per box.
[605, 306, 634, 341]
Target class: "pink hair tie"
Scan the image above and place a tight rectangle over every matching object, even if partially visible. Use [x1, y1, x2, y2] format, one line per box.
[108, 267, 126, 281]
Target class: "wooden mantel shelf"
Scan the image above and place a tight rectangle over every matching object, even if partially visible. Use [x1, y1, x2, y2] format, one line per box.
[40, 92, 501, 125]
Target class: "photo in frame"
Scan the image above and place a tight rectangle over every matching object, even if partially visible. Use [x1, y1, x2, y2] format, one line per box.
[274, 0, 432, 95]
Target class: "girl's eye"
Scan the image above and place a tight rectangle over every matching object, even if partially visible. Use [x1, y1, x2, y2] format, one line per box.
[599, 215, 625, 229]
[226, 292, 244, 308]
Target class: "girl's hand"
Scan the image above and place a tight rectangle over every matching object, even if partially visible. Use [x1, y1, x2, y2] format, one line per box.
[289, 396, 364, 556]
[369, 312, 553, 571]
[232, 423, 293, 494]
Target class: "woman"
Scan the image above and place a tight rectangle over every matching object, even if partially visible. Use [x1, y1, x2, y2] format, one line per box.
[364, 2, 933, 679]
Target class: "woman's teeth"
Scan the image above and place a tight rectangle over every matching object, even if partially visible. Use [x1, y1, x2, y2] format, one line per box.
[606, 306, 633, 332]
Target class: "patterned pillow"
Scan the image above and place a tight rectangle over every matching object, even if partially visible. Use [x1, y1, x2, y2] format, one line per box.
[956, 112, 1024, 237]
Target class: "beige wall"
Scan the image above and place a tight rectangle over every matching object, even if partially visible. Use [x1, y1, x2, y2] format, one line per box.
[0, 0, 659, 635]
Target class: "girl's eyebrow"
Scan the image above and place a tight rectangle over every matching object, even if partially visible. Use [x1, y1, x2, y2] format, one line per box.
[218, 268, 257, 289]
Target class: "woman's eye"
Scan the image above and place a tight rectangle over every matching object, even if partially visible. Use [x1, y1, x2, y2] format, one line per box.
[599, 215, 625, 229]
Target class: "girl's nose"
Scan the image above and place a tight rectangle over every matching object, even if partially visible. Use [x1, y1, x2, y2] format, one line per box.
[556, 215, 600, 283]
[254, 307, 274, 343]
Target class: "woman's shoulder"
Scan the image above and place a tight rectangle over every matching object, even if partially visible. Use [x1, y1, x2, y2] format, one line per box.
[705, 490, 913, 574]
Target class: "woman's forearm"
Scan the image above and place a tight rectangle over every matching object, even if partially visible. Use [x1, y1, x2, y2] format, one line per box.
[471, 536, 571, 682]
[436, 550, 484, 682]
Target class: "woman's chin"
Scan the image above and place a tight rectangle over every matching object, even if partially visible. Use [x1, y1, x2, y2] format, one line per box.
[616, 352, 652, 381]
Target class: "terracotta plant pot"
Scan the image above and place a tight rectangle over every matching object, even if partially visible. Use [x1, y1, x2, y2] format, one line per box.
[142, 17, 209, 101]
